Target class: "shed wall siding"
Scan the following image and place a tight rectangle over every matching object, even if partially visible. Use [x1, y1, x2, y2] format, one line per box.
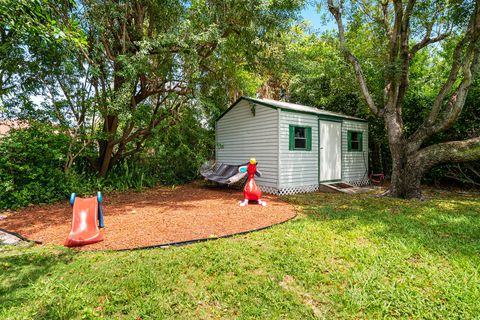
[216, 100, 278, 188]
[278, 111, 319, 189]
[341, 120, 369, 184]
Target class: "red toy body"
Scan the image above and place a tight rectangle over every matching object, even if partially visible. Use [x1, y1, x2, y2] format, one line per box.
[244, 163, 262, 201]
[239, 158, 266, 206]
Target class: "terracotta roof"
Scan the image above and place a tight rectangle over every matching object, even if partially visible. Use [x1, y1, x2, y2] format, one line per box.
[0, 120, 29, 136]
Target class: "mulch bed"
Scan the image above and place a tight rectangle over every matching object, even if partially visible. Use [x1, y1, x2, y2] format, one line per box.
[0, 183, 296, 250]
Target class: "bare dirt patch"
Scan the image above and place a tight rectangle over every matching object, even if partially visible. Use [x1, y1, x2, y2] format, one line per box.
[0, 183, 296, 250]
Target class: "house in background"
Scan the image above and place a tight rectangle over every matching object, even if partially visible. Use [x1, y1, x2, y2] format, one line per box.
[0, 120, 29, 137]
[215, 97, 369, 195]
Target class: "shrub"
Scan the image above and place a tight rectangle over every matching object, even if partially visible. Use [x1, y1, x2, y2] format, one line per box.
[0, 123, 71, 208]
[0, 111, 214, 209]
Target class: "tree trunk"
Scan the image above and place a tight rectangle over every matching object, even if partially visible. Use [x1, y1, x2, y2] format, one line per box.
[388, 156, 424, 199]
[98, 115, 119, 177]
[98, 142, 115, 177]
[384, 111, 425, 199]
[387, 136, 480, 199]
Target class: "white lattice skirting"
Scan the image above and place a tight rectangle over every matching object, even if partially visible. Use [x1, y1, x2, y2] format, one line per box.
[260, 185, 320, 196]
[260, 180, 370, 195]
[344, 178, 370, 186]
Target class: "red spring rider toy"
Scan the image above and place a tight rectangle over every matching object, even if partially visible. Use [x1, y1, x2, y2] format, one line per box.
[239, 158, 266, 207]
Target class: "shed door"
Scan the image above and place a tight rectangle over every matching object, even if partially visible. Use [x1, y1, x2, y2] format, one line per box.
[319, 120, 342, 181]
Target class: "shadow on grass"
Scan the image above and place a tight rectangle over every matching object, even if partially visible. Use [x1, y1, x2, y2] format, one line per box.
[286, 192, 480, 256]
[0, 248, 78, 308]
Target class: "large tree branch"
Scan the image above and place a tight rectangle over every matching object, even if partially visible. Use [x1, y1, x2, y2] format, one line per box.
[400, 0, 416, 59]
[395, 0, 416, 112]
[327, 0, 380, 116]
[358, 0, 391, 36]
[430, 50, 480, 129]
[416, 136, 480, 170]
[410, 33, 450, 57]
[55, 75, 84, 125]
[101, 34, 116, 61]
[381, 0, 391, 36]
[387, 0, 403, 65]
[427, 39, 468, 124]
[409, 2, 451, 58]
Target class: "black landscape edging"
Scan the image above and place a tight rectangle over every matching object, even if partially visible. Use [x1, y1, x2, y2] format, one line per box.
[1, 211, 298, 251]
[115, 212, 298, 251]
[0, 228, 43, 244]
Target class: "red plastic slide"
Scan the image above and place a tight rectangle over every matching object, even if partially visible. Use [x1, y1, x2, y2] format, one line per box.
[64, 196, 104, 247]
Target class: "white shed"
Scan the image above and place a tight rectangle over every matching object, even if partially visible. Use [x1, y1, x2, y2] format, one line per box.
[215, 97, 369, 195]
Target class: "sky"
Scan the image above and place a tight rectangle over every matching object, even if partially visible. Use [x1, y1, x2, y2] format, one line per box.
[300, 2, 336, 33]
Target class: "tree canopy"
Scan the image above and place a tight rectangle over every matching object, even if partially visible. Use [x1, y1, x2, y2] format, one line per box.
[2, 0, 304, 175]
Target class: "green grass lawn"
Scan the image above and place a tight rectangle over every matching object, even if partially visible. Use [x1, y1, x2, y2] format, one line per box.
[1, 190, 480, 319]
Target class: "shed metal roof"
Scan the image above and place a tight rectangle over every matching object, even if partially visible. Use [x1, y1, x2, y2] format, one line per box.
[217, 96, 367, 122]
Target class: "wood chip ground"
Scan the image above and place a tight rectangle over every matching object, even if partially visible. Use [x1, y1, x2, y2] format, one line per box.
[0, 183, 296, 250]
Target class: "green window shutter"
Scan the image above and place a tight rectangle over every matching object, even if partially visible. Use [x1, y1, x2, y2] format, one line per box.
[347, 131, 352, 151]
[289, 125, 294, 150]
[358, 132, 363, 152]
[346, 131, 363, 152]
[306, 127, 312, 151]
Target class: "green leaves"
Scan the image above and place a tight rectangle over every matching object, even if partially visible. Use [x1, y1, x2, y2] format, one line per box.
[0, 0, 86, 46]
[0, 123, 70, 208]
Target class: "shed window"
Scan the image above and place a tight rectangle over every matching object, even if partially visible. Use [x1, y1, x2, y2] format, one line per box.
[347, 131, 363, 152]
[289, 125, 312, 151]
